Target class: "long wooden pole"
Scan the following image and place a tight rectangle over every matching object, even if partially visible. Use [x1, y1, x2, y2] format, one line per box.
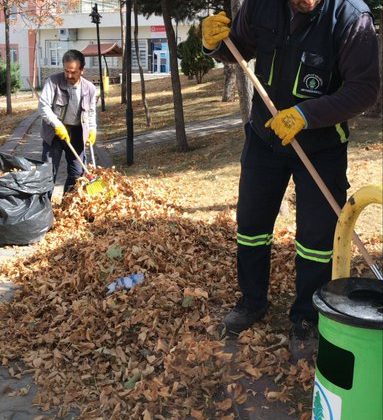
[224, 37, 382, 280]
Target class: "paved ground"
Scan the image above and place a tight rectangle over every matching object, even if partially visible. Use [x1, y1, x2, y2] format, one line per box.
[97, 113, 243, 163]
[0, 112, 297, 419]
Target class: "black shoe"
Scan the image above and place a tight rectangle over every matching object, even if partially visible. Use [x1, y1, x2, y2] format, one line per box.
[222, 299, 268, 336]
[289, 320, 318, 363]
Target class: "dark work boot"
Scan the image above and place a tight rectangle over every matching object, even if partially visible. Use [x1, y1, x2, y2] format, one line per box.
[289, 320, 318, 363]
[221, 299, 268, 336]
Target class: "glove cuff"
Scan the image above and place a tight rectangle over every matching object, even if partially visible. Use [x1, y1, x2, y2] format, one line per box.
[202, 40, 219, 51]
[293, 106, 308, 129]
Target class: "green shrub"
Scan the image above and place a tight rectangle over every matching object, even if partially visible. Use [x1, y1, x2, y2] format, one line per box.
[365, 0, 381, 21]
[177, 24, 215, 84]
[0, 60, 21, 95]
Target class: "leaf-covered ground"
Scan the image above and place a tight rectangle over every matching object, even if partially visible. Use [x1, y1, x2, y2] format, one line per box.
[1, 70, 381, 419]
[0, 168, 320, 418]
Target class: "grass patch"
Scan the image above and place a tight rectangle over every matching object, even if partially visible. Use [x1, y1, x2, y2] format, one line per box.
[0, 92, 39, 147]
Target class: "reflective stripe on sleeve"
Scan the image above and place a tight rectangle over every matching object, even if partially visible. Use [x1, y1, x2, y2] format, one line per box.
[335, 123, 348, 143]
[267, 50, 277, 86]
[292, 63, 312, 99]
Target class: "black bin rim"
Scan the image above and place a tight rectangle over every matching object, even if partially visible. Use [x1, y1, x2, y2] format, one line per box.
[313, 277, 383, 330]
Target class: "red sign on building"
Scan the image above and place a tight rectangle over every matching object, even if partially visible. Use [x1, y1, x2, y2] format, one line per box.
[150, 26, 166, 33]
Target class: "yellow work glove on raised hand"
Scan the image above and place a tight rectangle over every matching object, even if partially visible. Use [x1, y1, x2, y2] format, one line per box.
[54, 124, 70, 143]
[202, 11, 231, 50]
[265, 107, 306, 146]
[87, 129, 97, 146]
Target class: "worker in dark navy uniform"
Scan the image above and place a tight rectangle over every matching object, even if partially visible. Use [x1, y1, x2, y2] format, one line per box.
[202, 0, 379, 361]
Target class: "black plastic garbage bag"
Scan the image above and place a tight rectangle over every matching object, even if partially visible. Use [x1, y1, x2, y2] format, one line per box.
[0, 153, 54, 245]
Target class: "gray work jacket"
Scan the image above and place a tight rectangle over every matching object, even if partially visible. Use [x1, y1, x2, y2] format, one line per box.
[39, 72, 97, 145]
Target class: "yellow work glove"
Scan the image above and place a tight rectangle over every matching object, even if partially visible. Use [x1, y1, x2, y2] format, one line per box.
[87, 129, 97, 146]
[202, 11, 231, 50]
[265, 107, 306, 146]
[54, 124, 70, 143]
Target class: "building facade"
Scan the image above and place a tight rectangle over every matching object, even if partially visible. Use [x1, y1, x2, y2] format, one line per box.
[0, 3, 37, 91]
[0, 0, 192, 90]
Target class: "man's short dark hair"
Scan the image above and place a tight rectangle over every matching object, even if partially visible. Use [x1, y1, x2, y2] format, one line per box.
[62, 50, 86, 69]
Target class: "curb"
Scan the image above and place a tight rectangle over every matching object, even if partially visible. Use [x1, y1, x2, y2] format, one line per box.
[0, 113, 114, 169]
[107, 115, 243, 145]
[94, 141, 114, 168]
[1, 113, 243, 168]
[97, 114, 243, 163]
[0, 111, 40, 154]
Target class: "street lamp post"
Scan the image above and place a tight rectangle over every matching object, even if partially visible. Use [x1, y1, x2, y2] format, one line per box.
[90, 3, 106, 111]
[125, 0, 133, 165]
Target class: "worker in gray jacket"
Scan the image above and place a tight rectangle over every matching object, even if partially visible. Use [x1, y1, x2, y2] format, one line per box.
[38, 49, 97, 197]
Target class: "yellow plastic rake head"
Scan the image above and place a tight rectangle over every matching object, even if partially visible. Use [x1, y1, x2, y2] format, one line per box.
[64, 139, 108, 196]
[85, 175, 108, 196]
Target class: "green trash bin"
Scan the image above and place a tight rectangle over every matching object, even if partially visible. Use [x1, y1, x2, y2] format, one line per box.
[312, 278, 383, 420]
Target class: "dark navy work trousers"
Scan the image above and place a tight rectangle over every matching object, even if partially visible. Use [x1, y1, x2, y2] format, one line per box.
[42, 125, 85, 197]
[237, 123, 348, 324]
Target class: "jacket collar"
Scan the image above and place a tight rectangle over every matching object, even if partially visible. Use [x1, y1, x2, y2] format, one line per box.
[287, 0, 326, 20]
[58, 73, 89, 95]
[307, 0, 326, 20]
[80, 76, 90, 97]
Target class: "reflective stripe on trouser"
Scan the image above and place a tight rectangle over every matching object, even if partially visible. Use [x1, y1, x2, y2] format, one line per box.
[237, 124, 348, 320]
[237, 123, 291, 310]
[291, 142, 348, 323]
[237, 233, 274, 309]
[295, 240, 333, 264]
[237, 233, 273, 247]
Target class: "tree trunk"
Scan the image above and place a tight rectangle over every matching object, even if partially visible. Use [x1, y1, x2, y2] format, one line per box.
[161, 0, 189, 152]
[120, 0, 126, 104]
[231, 0, 252, 123]
[31, 28, 38, 97]
[372, 10, 382, 116]
[235, 64, 253, 123]
[4, 4, 12, 115]
[196, 70, 202, 84]
[134, 0, 151, 127]
[379, 10, 383, 116]
[222, 62, 236, 102]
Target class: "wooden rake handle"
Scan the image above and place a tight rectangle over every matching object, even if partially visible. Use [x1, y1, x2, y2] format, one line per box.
[65, 139, 91, 175]
[224, 37, 382, 279]
[89, 143, 97, 167]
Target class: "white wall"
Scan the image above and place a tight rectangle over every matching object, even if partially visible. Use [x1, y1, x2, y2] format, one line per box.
[0, 20, 31, 90]
[40, 12, 170, 30]
[39, 27, 122, 64]
[38, 15, 192, 71]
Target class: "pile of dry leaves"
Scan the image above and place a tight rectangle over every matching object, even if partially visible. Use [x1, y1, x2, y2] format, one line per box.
[0, 168, 21, 177]
[0, 168, 316, 418]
